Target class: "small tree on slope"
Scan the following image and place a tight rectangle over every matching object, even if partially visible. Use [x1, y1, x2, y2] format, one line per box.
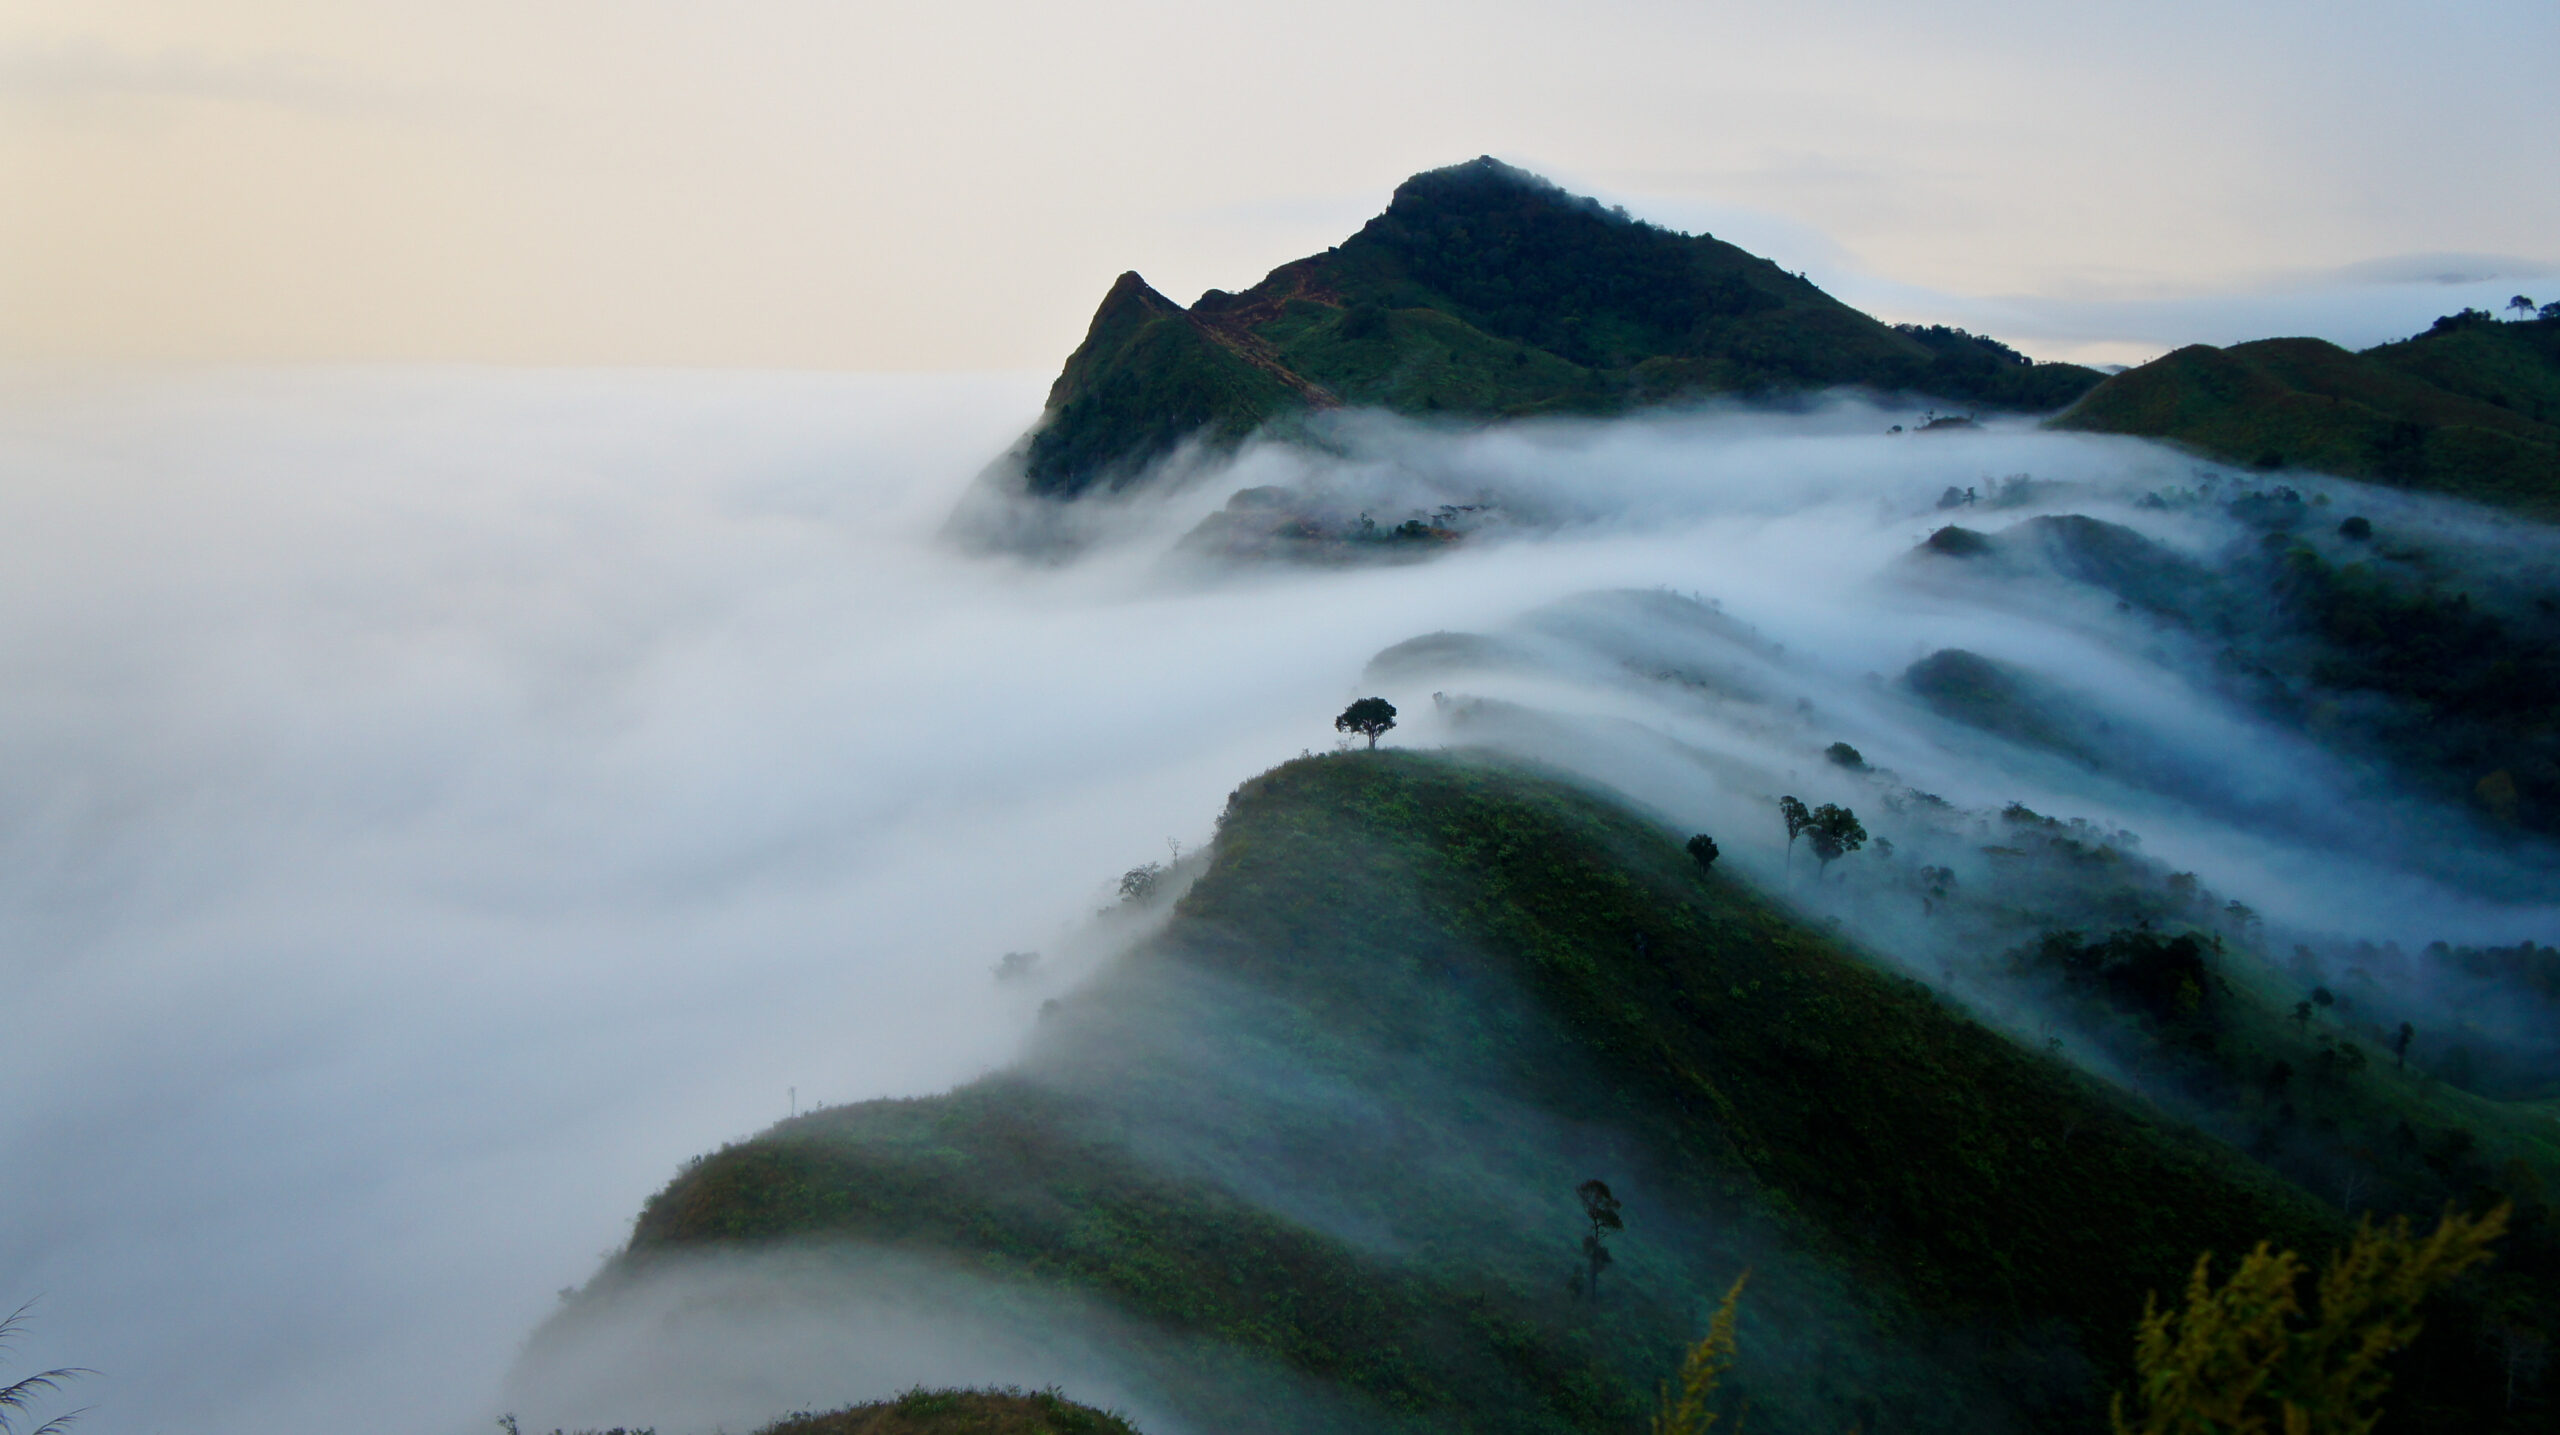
[1575, 1179, 1623, 1302]
[1334, 697, 1397, 749]
[1805, 802, 1866, 880]
[1685, 833, 1720, 874]
[1778, 795, 1811, 873]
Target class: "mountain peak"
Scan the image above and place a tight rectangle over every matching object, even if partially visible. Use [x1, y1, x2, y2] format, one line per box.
[1384, 155, 1630, 226]
[1094, 269, 1182, 321]
[998, 159, 2103, 500]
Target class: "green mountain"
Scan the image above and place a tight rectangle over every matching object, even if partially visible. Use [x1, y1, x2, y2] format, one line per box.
[1014, 158, 2104, 497]
[589, 752, 2392, 1433]
[2052, 309, 2560, 515]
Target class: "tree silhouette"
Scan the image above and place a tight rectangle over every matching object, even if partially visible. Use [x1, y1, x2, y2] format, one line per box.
[1778, 796, 1811, 873]
[1685, 833, 1720, 873]
[1117, 862, 1168, 905]
[1804, 803, 1867, 879]
[2510, 295, 2538, 321]
[1334, 697, 1397, 749]
[1575, 1178, 1623, 1301]
[2392, 1021, 2414, 1071]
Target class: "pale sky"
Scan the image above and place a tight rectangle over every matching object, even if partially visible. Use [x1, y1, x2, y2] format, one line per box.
[5, 0, 2555, 369]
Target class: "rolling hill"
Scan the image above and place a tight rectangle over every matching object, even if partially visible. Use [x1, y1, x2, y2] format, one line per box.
[554, 752, 2395, 1434]
[2052, 308, 2560, 516]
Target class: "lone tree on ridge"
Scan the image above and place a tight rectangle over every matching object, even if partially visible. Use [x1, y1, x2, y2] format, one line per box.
[1335, 697, 1397, 749]
[2511, 294, 2538, 320]
[1805, 803, 1867, 880]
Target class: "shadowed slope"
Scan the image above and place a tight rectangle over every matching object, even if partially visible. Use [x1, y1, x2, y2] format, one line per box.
[606, 753, 2336, 1434]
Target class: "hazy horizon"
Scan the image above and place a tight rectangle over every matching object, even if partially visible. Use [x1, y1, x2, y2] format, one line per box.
[6, 5, 2559, 1431]
[7, 0, 2557, 372]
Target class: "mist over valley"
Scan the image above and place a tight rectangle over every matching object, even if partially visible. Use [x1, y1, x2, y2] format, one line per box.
[3, 320, 2556, 1435]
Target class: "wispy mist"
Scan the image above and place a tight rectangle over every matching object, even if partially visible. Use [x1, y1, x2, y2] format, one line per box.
[0, 370, 2550, 1435]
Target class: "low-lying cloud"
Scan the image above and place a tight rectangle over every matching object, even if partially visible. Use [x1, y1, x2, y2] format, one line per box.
[0, 369, 2549, 1435]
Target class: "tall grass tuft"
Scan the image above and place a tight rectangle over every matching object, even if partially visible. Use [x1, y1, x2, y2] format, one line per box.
[2112, 1203, 2508, 1435]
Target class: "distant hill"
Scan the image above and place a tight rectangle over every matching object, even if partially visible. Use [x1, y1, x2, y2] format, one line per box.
[2053, 308, 2560, 515]
[756, 1389, 1138, 1435]
[1012, 158, 2104, 497]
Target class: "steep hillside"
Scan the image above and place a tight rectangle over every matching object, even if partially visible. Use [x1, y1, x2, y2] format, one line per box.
[1012, 159, 2103, 496]
[595, 752, 2368, 1434]
[2053, 310, 2560, 515]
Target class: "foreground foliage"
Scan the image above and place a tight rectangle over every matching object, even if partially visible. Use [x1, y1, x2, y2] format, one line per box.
[1651, 1276, 1748, 1435]
[0, 1306, 86, 1435]
[2111, 1207, 2507, 1435]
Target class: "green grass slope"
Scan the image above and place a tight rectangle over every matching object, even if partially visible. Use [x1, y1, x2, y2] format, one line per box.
[1019, 272, 1318, 496]
[2053, 312, 2560, 515]
[619, 753, 2360, 1434]
[1018, 159, 2102, 497]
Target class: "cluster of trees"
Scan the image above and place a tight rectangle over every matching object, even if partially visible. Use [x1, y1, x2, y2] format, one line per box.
[2019, 929, 2217, 1027]
[1892, 321, 2035, 368]
[1778, 795, 1866, 879]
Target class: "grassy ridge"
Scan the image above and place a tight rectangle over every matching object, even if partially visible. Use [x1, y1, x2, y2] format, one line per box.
[1183, 755, 2328, 1333]
[626, 752, 2354, 1432]
[2053, 313, 2560, 515]
[634, 1079, 1625, 1430]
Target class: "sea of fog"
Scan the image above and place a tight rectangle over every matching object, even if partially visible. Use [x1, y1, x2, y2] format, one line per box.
[0, 367, 2551, 1435]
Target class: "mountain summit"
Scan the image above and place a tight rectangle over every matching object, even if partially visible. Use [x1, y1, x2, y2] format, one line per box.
[1009, 157, 2103, 498]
